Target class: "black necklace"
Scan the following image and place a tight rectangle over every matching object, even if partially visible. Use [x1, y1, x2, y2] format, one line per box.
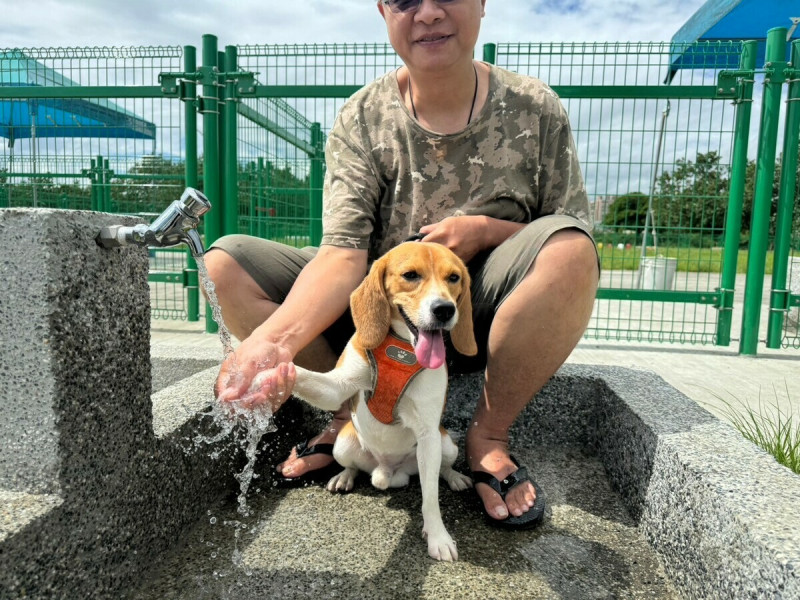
[408, 63, 479, 126]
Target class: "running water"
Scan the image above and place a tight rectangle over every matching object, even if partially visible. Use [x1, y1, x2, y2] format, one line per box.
[196, 256, 235, 358]
[193, 254, 277, 517]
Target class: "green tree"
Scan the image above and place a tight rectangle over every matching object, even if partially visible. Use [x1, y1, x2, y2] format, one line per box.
[113, 155, 187, 214]
[655, 151, 730, 232]
[741, 143, 800, 248]
[602, 192, 649, 229]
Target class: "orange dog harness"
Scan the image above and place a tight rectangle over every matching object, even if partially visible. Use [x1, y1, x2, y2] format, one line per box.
[366, 333, 425, 424]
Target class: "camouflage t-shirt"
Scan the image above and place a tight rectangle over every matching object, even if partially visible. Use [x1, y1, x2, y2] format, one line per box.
[320, 63, 590, 260]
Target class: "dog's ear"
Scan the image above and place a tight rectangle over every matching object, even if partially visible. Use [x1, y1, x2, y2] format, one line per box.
[451, 264, 478, 357]
[350, 256, 391, 349]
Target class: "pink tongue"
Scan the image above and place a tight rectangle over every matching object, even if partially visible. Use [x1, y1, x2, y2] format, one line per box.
[415, 330, 446, 370]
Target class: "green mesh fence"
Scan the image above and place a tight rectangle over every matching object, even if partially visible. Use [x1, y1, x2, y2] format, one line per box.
[0, 47, 187, 212]
[496, 41, 744, 344]
[234, 44, 403, 247]
[2, 39, 797, 349]
[0, 46, 192, 319]
[235, 95, 317, 244]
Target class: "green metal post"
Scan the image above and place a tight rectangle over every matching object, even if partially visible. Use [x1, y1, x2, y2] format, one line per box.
[740, 28, 788, 355]
[102, 158, 111, 212]
[248, 161, 256, 237]
[264, 159, 272, 240]
[184, 45, 201, 322]
[716, 40, 757, 346]
[224, 45, 239, 237]
[766, 39, 800, 348]
[246, 162, 254, 235]
[483, 43, 497, 65]
[96, 155, 105, 210]
[217, 50, 226, 235]
[257, 156, 265, 238]
[202, 34, 221, 333]
[89, 157, 98, 211]
[98, 158, 104, 211]
[309, 122, 324, 247]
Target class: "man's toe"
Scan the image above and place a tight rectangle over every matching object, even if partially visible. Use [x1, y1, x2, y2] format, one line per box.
[506, 482, 537, 516]
[476, 483, 509, 520]
[282, 453, 334, 477]
[276, 446, 300, 473]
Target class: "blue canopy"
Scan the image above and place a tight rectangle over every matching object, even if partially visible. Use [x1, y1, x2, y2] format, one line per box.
[667, 0, 799, 82]
[0, 50, 156, 146]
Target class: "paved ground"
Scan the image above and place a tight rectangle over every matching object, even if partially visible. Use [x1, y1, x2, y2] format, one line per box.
[151, 316, 800, 425]
[145, 314, 799, 599]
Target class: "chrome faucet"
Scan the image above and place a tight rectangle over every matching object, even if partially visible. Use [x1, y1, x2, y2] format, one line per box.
[97, 188, 211, 257]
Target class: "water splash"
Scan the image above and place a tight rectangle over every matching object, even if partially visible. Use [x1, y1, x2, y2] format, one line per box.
[228, 401, 275, 516]
[189, 513, 261, 600]
[192, 254, 277, 517]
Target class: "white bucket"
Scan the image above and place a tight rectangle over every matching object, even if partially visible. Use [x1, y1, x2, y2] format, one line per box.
[788, 257, 800, 328]
[639, 257, 677, 290]
[789, 257, 800, 295]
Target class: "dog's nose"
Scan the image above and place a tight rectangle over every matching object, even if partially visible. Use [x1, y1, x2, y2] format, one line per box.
[431, 301, 456, 324]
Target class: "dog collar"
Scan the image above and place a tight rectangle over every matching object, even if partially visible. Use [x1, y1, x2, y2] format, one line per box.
[365, 333, 425, 425]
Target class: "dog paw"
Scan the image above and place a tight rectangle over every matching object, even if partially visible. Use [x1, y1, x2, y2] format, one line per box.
[423, 529, 458, 562]
[370, 468, 392, 490]
[443, 470, 472, 492]
[389, 471, 410, 488]
[326, 469, 356, 493]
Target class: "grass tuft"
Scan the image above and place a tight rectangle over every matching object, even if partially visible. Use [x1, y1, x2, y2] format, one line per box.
[709, 384, 800, 475]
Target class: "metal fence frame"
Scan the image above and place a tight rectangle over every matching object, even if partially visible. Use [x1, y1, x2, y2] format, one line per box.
[1, 33, 798, 352]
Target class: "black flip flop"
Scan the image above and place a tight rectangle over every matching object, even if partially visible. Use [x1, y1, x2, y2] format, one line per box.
[274, 438, 341, 488]
[470, 455, 546, 529]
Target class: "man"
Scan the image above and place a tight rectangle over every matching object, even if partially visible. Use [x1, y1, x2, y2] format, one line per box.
[208, 0, 598, 527]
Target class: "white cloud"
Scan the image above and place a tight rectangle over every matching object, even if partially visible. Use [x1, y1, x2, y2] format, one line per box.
[0, 1, 707, 49]
[1, 0, 727, 198]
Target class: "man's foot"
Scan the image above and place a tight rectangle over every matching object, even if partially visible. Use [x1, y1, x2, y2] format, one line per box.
[276, 413, 350, 478]
[465, 428, 537, 522]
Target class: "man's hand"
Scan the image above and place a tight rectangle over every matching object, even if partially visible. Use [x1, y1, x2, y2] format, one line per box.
[418, 215, 525, 263]
[215, 336, 294, 411]
[213, 245, 368, 413]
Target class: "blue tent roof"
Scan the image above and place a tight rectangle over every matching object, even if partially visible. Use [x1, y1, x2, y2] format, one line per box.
[0, 50, 156, 144]
[668, 0, 799, 82]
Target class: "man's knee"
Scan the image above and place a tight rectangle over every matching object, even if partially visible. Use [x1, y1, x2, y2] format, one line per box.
[537, 229, 599, 285]
[204, 247, 272, 303]
[204, 247, 238, 291]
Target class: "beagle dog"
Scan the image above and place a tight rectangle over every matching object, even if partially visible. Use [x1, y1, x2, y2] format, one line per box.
[278, 241, 478, 561]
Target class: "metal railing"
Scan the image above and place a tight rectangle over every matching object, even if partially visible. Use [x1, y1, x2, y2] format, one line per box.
[1, 34, 797, 352]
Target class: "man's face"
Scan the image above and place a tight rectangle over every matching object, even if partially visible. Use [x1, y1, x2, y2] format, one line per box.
[378, 0, 486, 74]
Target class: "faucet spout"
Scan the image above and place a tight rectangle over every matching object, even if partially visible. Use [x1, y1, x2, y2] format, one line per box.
[183, 228, 206, 258]
[97, 187, 211, 257]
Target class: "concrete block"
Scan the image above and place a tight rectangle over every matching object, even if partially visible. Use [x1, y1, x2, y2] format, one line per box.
[577, 364, 800, 599]
[444, 365, 800, 598]
[0, 209, 148, 494]
[0, 209, 241, 599]
[2, 211, 797, 600]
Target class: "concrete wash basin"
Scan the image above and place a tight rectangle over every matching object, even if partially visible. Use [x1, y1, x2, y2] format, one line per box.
[1, 209, 799, 599]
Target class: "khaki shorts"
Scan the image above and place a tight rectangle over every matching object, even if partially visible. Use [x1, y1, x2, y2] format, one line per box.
[210, 214, 593, 374]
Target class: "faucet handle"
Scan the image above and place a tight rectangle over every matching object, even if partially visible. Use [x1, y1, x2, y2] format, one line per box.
[179, 188, 211, 218]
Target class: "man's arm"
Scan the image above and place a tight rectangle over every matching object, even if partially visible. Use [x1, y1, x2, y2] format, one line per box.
[215, 245, 368, 408]
[259, 245, 367, 356]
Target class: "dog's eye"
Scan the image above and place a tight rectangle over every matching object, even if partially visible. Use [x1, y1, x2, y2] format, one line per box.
[448, 273, 461, 283]
[402, 270, 420, 281]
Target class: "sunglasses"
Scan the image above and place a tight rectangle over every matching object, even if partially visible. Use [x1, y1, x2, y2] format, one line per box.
[382, 0, 462, 14]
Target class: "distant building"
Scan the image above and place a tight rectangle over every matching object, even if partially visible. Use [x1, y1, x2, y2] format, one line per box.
[591, 195, 615, 225]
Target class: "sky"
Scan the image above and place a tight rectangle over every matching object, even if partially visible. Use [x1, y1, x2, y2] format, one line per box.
[0, 0, 711, 50]
[0, 0, 776, 200]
